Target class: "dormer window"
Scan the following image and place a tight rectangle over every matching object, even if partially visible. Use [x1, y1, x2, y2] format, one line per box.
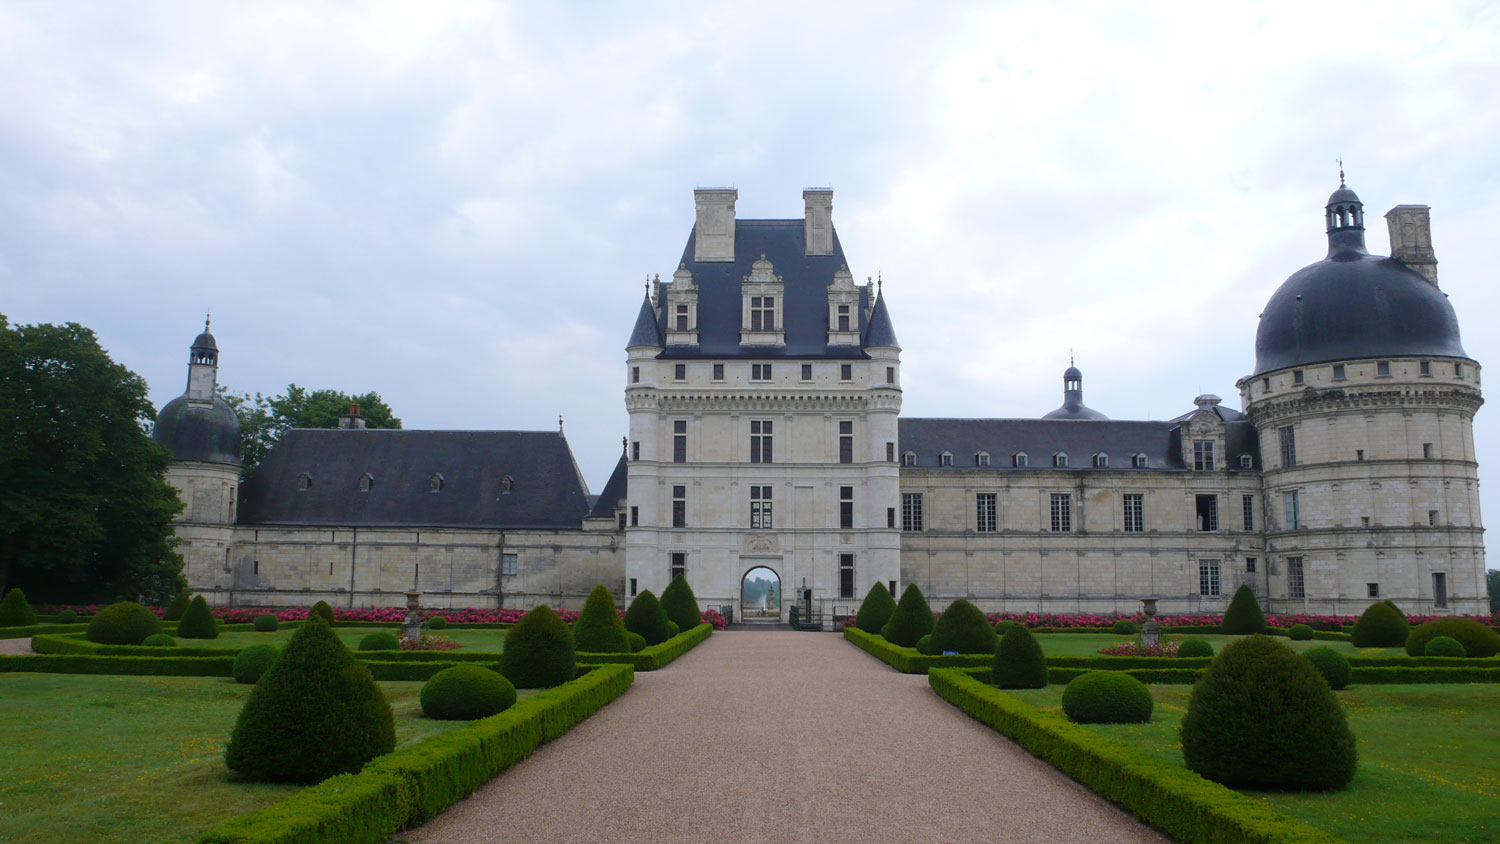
[903, 450, 917, 467]
[1013, 452, 1029, 468]
[837, 304, 850, 331]
[429, 473, 444, 493]
[939, 451, 953, 467]
[1133, 453, 1148, 468]
[664, 263, 699, 346]
[1093, 453, 1108, 468]
[499, 475, 514, 494]
[1053, 452, 1068, 468]
[741, 255, 786, 346]
[674, 304, 688, 331]
[1238, 454, 1253, 469]
[358, 473, 373, 493]
[297, 472, 312, 491]
[976, 451, 990, 467]
[751, 297, 775, 330]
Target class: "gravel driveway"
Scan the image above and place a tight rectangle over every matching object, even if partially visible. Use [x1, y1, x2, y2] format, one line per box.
[404, 630, 1170, 844]
[0, 637, 32, 654]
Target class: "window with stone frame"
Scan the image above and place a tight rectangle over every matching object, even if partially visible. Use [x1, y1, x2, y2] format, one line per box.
[940, 451, 953, 467]
[750, 296, 776, 331]
[1133, 453, 1148, 468]
[903, 450, 916, 466]
[1287, 556, 1305, 599]
[886, 442, 895, 462]
[1014, 452, 1029, 468]
[840, 486, 854, 529]
[675, 304, 688, 331]
[751, 420, 773, 463]
[1279, 426, 1297, 467]
[672, 485, 686, 528]
[1242, 494, 1254, 531]
[1122, 493, 1144, 533]
[1050, 493, 1071, 532]
[429, 473, 443, 493]
[901, 493, 923, 532]
[752, 363, 773, 381]
[297, 473, 312, 491]
[502, 553, 518, 576]
[359, 473, 373, 493]
[801, 363, 813, 380]
[674, 420, 687, 463]
[670, 552, 686, 581]
[750, 485, 773, 529]
[1193, 440, 1215, 471]
[1093, 453, 1108, 468]
[1053, 452, 1068, 468]
[1239, 453, 1253, 469]
[839, 553, 855, 599]
[976, 493, 998, 533]
[840, 363, 852, 381]
[837, 304, 851, 332]
[839, 421, 853, 464]
[1283, 490, 1300, 530]
[1198, 559, 1222, 596]
[1195, 494, 1219, 531]
[712, 363, 724, 381]
[976, 451, 990, 466]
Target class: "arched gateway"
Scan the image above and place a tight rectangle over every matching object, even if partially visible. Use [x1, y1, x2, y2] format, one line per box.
[739, 566, 781, 622]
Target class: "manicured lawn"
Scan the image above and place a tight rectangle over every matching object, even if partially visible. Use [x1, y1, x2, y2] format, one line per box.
[1006, 683, 1500, 844]
[0, 673, 532, 844]
[1032, 632, 1395, 659]
[185, 627, 509, 653]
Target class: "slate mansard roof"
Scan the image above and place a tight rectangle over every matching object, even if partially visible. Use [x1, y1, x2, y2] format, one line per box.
[898, 414, 1261, 471]
[587, 454, 629, 520]
[237, 430, 592, 529]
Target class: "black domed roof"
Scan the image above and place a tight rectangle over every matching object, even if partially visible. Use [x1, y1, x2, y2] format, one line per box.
[191, 331, 217, 353]
[153, 395, 241, 465]
[1043, 363, 1108, 420]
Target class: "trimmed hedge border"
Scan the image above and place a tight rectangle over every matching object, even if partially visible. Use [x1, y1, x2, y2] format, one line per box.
[0, 654, 235, 676]
[1351, 666, 1500, 684]
[0, 623, 91, 639]
[577, 622, 712, 670]
[929, 667, 1348, 844]
[196, 663, 633, 844]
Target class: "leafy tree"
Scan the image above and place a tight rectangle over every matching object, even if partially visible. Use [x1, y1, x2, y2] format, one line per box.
[1488, 568, 1500, 614]
[219, 384, 401, 476]
[0, 315, 184, 602]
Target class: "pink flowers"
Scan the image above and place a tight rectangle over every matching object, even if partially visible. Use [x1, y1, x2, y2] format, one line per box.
[700, 609, 729, 630]
[399, 635, 462, 651]
[1098, 640, 1182, 657]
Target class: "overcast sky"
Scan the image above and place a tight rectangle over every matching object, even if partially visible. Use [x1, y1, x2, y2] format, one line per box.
[4, 1, 1498, 552]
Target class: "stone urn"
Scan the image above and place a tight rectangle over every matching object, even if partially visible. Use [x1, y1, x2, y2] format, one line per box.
[403, 590, 423, 644]
[1140, 597, 1160, 646]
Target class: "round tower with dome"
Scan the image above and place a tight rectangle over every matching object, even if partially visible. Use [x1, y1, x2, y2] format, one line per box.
[1238, 179, 1485, 614]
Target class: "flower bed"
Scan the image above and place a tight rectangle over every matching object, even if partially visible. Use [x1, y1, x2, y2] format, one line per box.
[1096, 640, 1180, 657]
[30, 603, 733, 629]
[400, 635, 461, 651]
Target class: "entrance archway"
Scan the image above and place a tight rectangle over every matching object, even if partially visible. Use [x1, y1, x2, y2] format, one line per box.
[740, 566, 782, 622]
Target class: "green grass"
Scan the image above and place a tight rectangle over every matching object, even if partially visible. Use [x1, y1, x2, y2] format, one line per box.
[1032, 632, 1390, 659]
[190, 627, 509, 653]
[1007, 683, 1500, 844]
[0, 672, 535, 844]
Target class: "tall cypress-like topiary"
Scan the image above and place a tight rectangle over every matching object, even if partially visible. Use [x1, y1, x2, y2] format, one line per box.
[1180, 636, 1356, 790]
[310, 600, 336, 624]
[659, 575, 701, 634]
[992, 623, 1048, 689]
[176, 595, 219, 639]
[1221, 584, 1267, 635]
[499, 605, 577, 689]
[854, 582, 896, 634]
[573, 585, 630, 653]
[0, 588, 37, 627]
[1351, 601, 1409, 648]
[623, 590, 673, 645]
[883, 584, 935, 647]
[224, 615, 394, 783]
[162, 589, 191, 622]
[929, 599, 998, 654]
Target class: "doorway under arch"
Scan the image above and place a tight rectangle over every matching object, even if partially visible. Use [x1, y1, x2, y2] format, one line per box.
[740, 566, 782, 622]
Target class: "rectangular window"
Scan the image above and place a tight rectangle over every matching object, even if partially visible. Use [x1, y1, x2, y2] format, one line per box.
[1420, 360, 1431, 375]
[750, 296, 775, 331]
[1246, 557, 1257, 573]
[1332, 364, 1346, 380]
[670, 552, 686, 581]
[1377, 360, 1391, 376]
[801, 363, 812, 380]
[886, 366, 895, 384]
[887, 507, 896, 529]
[1293, 369, 1304, 384]
[1455, 363, 1464, 378]
[902, 493, 924, 532]
[840, 486, 854, 529]
[712, 363, 724, 381]
[976, 493, 998, 533]
[750, 420, 773, 463]
[837, 304, 851, 332]
[840, 364, 852, 381]
[1198, 559, 1222, 597]
[1194, 440, 1215, 471]
[618, 512, 627, 530]
[1422, 442, 1433, 459]
[1428, 509, 1439, 526]
[1367, 582, 1379, 598]
[886, 442, 895, 462]
[1050, 493, 1072, 532]
[629, 577, 637, 597]
[1242, 494, 1254, 531]
[1433, 572, 1448, 608]
[674, 363, 685, 380]
[632, 441, 640, 461]
[1287, 556, 1305, 599]
[839, 553, 855, 599]
[1283, 490, 1300, 530]
[675, 304, 688, 331]
[630, 506, 639, 527]
[502, 553, 517, 576]
[1279, 426, 1297, 467]
[752, 363, 772, 381]
[839, 420, 853, 464]
[672, 485, 686, 528]
[1122, 493, 1144, 533]
[673, 420, 687, 463]
[631, 366, 640, 384]
[1196, 494, 1219, 532]
[750, 485, 773, 529]
[1356, 449, 1364, 461]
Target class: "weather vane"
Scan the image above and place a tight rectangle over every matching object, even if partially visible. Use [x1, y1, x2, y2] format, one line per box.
[1337, 157, 1345, 187]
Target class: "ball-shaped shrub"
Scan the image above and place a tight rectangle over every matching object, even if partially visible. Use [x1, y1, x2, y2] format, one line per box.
[1351, 601, 1409, 648]
[358, 632, 401, 651]
[225, 616, 394, 783]
[162, 589, 191, 622]
[1062, 671, 1154, 723]
[930, 599, 997, 655]
[143, 633, 176, 647]
[572, 584, 629, 653]
[665, 620, 680, 639]
[56, 609, 79, 624]
[1111, 619, 1139, 635]
[420, 665, 517, 720]
[86, 602, 163, 645]
[659, 574, 702, 634]
[623, 590, 673, 646]
[1303, 647, 1352, 690]
[1180, 635, 1356, 790]
[310, 600, 336, 624]
[233, 645, 280, 684]
[915, 634, 935, 655]
[627, 632, 647, 653]
[499, 605, 577, 689]
[425, 615, 448, 630]
[854, 583, 897, 634]
[883, 584, 935, 648]
[1288, 623, 1315, 641]
[992, 623, 1047, 689]
[993, 620, 1016, 635]
[176, 595, 219, 640]
[1424, 635, 1467, 658]
[1221, 585, 1267, 635]
[253, 613, 279, 632]
[1177, 638, 1215, 658]
[0, 587, 38, 627]
[1406, 617, 1499, 658]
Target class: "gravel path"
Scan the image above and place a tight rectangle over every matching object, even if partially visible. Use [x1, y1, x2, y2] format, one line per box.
[0, 637, 32, 654]
[404, 630, 1170, 844]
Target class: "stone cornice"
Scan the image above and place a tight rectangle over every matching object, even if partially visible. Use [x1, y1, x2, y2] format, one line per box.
[657, 393, 870, 412]
[1245, 383, 1482, 425]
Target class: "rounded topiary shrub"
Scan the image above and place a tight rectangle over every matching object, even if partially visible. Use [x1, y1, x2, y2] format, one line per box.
[1351, 601, 1409, 648]
[499, 605, 577, 689]
[915, 634, 934, 655]
[358, 632, 401, 651]
[992, 623, 1047, 689]
[143, 633, 176, 647]
[1406, 617, 1499, 658]
[420, 665, 517, 720]
[1111, 619, 1139, 635]
[225, 616, 394, 783]
[233, 645, 280, 684]
[1062, 671, 1154, 723]
[1180, 635, 1356, 790]
[1424, 635, 1467, 658]
[854, 583, 897, 634]
[883, 584, 935, 648]
[56, 609, 79, 624]
[665, 620, 680, 639]
[627, 632, 647, 653]
[162, 589, 191, 622]
[310, 600, 336, 624]
[993, 620, 1016, 635]
[930, 599, 997, 655]
[1178, 638, 1215, 658]
[253, 613, 279, 632]
[0, 588, 38, 627]
[425, 615, 448, 630]
[1288, 623, 1315, 641]
[572, 584, 629, 653]
[623, 590, 673, 646]
[176, 595, 219, 640]
[659, 575, 701, 634]
[1221, 585, 1267, 635]
[86, 602, 163, 645]
[1304, 647, 1352, 690]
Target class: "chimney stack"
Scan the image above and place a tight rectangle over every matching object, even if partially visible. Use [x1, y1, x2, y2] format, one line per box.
[693, 188, 737, 262]
[1385, 205, 1439, 287]
[339, 403, 366, 429]
[803, 188, 833, 255]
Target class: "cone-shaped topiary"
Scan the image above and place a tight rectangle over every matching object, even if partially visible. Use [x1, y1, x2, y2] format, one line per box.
[310, 601, 336, 624]
[499, 605, 577, 689]
[623, 590, 673, 646]
[627, 632, 647, 653]
[225, 616, 394, 782]
[1303, 647, 1351, 690]
[1221, 585, 1267, 635]
[1351, 601, 1409, 648]
[1111, 619, 1139, 635]
[162, 589, 191, 622]
[0, 588, 37, 627]
[883, 584, 935, 647]
[1178, 638, 1215, 658]
[993, 623, 1048, 689]
[854, 582, 897, 634]
[1406, 617, 1499, 658]
[572, 585, 630, 653]
[358, 632, 400, 651]
[1424, 635, 1465, 657]
[176, 595, 219, 639]
[930, 599, 998, 655]
[143, 633, 176, 647]
[86, 602, 162, 645]
[993, 620, 1016, 636]
[233, 645, 280, 684]
[421, 665, 517, 720]
[253, 613, 279, 632]
[1180, 635, 1356, 790]
[659, 575, 701, 633]
[1288, 623, 1315, 641]
[1062, 671, 1154, 723]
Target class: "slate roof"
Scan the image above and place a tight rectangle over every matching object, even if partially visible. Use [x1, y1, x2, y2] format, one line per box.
[863, 290, 899, 349]
[627, 293, 662, 348]
[587, 454, 629, 520]
[237, 429, 591, 529]
[153, 395, 241, 466]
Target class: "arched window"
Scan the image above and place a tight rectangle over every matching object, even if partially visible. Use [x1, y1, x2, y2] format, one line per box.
[429, 473, 444, 493]
[358, 473, 373, 493]
[296, 472, 312, 491]
[1093, 453, 1108, 468]
[976, 451, 990, 467]
[1133, 453, 1148, 469]
[939, 451, 953, 467]
[1053, 452, 1068, 468]
[1013, 452, 1029, 468]
[903, 450, 917, 467]
[499, 475, 514, 494]
[1239, 453, 1253, 469]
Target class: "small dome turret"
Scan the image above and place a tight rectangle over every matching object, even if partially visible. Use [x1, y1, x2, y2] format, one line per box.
[153, 320, 241, 466]
[1043, 361, 1108, 421]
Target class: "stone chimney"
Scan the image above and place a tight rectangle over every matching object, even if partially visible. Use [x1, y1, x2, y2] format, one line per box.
[804, 188, 833, 255]
[338, 403, 366, 429]
[693, 188, 737, 262]
[1385, 205, 1439, 287]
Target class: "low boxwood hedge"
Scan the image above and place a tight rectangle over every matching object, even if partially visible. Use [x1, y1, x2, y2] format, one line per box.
[0, 623, 90, 640]
[576, 622, 712, 670]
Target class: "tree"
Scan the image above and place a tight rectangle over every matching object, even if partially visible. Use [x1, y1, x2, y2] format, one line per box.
[219, 384, 401, 477]
[0, 315, 184, 601]
[1488, 568, 1500, 614]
